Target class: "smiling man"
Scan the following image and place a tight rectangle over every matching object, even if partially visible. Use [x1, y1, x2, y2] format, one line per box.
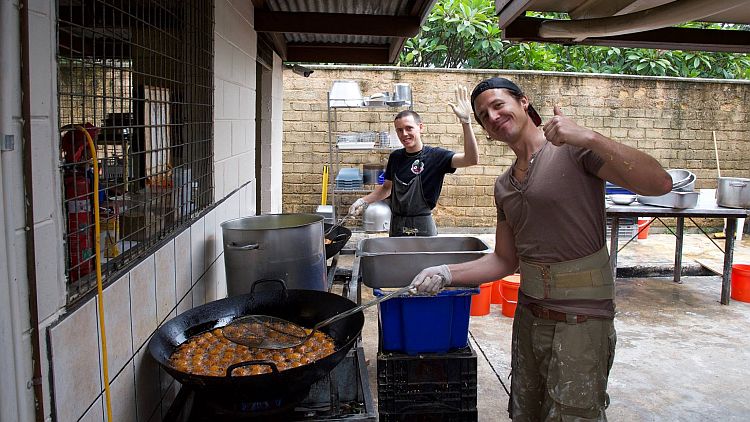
[409, 77, 672, 421]
[349, 87, 479, 236]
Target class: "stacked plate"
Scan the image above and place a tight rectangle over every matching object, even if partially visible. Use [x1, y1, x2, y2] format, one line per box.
[335, 168, 363, 190]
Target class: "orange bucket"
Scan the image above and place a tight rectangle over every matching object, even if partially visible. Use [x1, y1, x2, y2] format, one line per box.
[500, 274, 521, 318]
[637, 218, 651, 240]
[490, 280, 503, 304]
[501, 299, 517, 318]
[470, 282, 493, 316]
[731, 264, 750, 303]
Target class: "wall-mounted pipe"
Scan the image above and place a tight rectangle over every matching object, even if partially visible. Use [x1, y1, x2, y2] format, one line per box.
[539, 0, 748, 40]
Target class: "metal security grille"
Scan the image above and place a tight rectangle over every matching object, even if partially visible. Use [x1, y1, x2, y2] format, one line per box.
[57, 0, 214, 303]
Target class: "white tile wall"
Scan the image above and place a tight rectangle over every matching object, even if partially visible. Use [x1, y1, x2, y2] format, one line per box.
[50, 299, 101, 422]
[40, 1, 277, 419]
[204, 209, 217, 269]
[133, 347, 160, 422]
[101, 274, 133, 377]
[225, 157, 240, 194]
[174, 228, 192, 303]
[32, 220, 65, 321]
[129, 256, 156, 351]
[214, 120, 232, 161]
[31, 121, 56, 222]
[192, 275, 207, 308]
[108, 361, 136, 422]
[155, 241, 176, 324]
[190, 218, 205, 284]
[78, 397, 104, 422]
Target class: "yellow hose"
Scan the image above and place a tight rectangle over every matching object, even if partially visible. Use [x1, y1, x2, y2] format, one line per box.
[76, 125, 113, 421]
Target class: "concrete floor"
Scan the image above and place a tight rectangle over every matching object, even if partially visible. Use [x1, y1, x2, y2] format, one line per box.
[338, 230, 750, 421]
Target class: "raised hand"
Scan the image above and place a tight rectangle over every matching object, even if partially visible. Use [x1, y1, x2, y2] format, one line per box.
[448, 85, 472, 124]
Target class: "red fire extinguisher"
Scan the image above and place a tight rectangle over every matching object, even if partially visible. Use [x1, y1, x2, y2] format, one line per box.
[61, 124, 100, 282]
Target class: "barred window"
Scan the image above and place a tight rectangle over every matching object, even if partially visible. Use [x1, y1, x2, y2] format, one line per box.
[57, 0, 214, 303]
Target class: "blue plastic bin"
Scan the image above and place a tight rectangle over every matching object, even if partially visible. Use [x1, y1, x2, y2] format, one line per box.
[374, 288, 479, 355]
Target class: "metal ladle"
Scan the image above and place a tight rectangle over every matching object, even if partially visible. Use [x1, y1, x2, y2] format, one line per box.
[223, 285, 414, 349]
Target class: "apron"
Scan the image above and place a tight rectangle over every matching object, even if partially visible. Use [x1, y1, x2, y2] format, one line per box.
[390, 172, 436, 237]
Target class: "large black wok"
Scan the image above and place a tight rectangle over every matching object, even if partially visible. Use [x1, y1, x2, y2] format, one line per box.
[148, 280, 364, 400]
[324, 223, 351, 258]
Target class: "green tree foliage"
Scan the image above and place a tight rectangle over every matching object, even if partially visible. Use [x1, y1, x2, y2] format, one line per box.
[398, 0, 750, 80]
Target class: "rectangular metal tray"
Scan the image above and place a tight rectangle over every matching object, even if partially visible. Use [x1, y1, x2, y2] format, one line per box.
[357, 236, 491, 288]
[637, 191, 699, 209]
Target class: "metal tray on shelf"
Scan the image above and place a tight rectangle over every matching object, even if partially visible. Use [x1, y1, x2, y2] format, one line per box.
[637, 191, 699, 209]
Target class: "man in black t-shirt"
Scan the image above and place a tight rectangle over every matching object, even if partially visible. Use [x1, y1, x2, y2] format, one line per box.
[349, 87, 479, 236]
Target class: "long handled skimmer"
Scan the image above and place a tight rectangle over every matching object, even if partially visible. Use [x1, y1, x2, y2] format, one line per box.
[223, 285, 414, 349]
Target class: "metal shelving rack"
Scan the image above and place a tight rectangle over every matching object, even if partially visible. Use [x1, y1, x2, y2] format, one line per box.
[326, 92, 412, 221]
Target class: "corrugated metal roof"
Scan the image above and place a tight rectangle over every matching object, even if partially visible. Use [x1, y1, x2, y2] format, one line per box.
[253, 0, 436, 64]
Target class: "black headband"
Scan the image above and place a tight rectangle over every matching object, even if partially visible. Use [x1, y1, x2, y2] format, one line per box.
[470, 77, 542, 126]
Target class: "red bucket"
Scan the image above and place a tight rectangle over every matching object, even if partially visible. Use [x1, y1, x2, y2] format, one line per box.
[470, 282, 493, 316]
[637, 218, 651, 240]
[731, 264, 750, 303]
[500, 274, 521, 318]
[490, 280, 503, 304]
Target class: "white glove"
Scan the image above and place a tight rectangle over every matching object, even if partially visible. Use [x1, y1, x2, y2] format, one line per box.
[410, 264, 452, 295]
[349, 198, 368, 216]
[448, 85, 472, 124]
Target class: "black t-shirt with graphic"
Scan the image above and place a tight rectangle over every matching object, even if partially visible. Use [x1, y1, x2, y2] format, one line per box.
[384, 145, 456, 209]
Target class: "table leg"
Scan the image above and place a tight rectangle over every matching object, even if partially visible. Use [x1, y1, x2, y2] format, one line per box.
[674, 217, 684, 283]
[721, 218, 737, 305]
[609, 217, 619, 277]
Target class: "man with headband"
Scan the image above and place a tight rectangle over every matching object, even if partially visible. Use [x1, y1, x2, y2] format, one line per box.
[348, 87, 479, 236]
[410, 77, 671, 420]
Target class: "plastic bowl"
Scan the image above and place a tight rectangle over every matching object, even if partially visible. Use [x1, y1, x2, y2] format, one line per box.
[610, 194, 637, 205]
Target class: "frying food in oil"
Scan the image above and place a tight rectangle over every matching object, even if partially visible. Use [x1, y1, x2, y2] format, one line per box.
[169, 326, 335, 376]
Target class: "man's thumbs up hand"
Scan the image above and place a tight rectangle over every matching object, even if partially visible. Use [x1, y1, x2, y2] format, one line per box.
[543, 105, 592, 148]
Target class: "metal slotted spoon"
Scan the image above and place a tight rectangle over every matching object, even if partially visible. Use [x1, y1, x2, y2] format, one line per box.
[324, 211, 355, 236]
[223, 285, 414, 349]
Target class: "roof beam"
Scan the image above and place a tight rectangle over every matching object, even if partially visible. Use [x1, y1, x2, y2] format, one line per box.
[254, 11, 421, 38]
[285, 43, 391, 64]
[504, 16, 750, 53]
[496, 0, 534, 29]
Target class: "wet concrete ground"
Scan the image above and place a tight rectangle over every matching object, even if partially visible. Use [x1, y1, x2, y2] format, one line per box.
[336, 230, 750, 421]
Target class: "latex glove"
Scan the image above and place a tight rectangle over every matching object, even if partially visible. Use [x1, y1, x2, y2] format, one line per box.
[410, 264, 452, 295]
[349, 198, 368, 216]
[448, 85, 472, 124]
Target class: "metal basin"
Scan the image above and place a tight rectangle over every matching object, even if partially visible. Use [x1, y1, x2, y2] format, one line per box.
[357, 236, 491, 288]
[637, 191, 699, 209]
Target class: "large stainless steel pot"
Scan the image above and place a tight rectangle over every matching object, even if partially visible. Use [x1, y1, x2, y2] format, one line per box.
[717, 177, 750, 209]
[221, 214, 327, 295]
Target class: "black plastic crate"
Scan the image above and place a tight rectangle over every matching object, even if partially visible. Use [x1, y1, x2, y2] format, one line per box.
[377, 345, 477, 416]
[379, 409, 478, 422]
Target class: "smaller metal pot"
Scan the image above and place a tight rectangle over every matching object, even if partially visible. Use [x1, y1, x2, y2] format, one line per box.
[717, 177, 750, 209]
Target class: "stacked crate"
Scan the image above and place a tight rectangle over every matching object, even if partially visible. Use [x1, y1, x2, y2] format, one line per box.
[377, 346, 478, 421]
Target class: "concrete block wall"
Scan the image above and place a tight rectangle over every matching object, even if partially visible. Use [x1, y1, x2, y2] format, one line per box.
[282, 66, 750, 228]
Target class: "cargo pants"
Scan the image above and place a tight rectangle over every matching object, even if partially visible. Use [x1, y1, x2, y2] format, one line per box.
[508, 304, 616, 421]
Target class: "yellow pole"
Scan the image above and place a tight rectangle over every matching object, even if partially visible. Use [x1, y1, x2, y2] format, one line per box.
[76, 126, 113, 421]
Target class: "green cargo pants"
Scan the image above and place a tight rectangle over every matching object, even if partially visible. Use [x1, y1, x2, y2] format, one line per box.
[509, 304, 616, 421]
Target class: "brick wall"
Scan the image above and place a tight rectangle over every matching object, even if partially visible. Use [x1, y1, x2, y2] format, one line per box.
[282, 66, 750, 228]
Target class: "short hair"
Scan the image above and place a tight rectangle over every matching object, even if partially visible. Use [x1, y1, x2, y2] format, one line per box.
[394, 110, 422, 124]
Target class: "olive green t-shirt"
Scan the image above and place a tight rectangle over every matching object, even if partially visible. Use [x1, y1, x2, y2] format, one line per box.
[494, 141, 615, 317]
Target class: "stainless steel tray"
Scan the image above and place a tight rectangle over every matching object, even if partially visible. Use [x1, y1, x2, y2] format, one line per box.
[637, 191, 699, 209]
[357, 236, 491, 288]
